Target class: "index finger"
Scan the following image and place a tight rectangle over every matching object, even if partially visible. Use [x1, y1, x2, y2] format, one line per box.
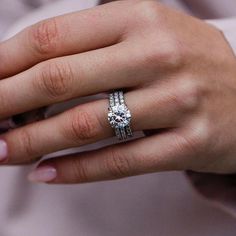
[0, 1, 133, 78]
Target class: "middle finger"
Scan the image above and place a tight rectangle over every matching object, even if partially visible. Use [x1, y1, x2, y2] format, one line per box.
[0, 42, 153, 119]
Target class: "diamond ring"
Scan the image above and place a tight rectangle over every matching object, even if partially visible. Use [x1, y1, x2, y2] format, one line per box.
[108, 90, 133, 140]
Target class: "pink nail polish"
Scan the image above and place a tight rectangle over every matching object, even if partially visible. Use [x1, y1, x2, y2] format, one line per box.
[28, 166, 57, 183]
[0, 140, 8, 161]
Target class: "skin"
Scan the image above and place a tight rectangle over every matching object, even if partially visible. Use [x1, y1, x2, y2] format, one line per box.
[0, 0, 236, 184]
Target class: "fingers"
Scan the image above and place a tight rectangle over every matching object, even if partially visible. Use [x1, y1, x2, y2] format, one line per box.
[0, 40, 157, 119]
[0, 86, 189, 164]
[28, 131, 188, 184]
[0, 1, 131, 78]
[0, 43, 133, 118]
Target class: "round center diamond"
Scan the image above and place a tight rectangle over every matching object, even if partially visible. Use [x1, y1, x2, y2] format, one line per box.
[108, 104, 131, 128]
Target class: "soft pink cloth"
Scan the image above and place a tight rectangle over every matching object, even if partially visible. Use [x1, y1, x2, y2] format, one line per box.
[1, 1, 236, 235]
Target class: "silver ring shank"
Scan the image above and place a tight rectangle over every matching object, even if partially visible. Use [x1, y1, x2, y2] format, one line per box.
[109, 91, 133, 140]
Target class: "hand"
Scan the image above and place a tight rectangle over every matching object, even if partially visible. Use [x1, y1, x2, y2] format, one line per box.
[0, 0, 236, 184]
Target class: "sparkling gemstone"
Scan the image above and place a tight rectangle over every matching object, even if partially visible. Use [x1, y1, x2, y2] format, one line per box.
[108, 104, 131, 128]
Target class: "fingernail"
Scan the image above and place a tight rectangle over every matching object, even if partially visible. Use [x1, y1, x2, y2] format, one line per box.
[0, 140, 8, 161]
[28, 166, 57, 183]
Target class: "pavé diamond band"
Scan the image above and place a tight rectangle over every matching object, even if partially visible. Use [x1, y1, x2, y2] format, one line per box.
[108, 90, 133, 140]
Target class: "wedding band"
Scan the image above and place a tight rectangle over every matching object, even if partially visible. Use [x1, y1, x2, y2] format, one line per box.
[108, 90, 133, 140]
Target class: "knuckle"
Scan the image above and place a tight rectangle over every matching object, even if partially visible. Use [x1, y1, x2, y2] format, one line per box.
[29, 17, 60, 55]
[105, 147, 132, 178]
[178, 121, 210, 158]
[64, 109, 100, 143]
[36, 60, 74, 99]
[178, 133, 199, 155]
[132, 2, 187, 70]
[70, 158, 89, 183]
[173, 79, 202, 112]
[18, 129, 35, 158]
[183, 120, 225, 172]
[163, 38, 186, 67]
[143, 36, 185, 70]
[133, 1, 161, 25]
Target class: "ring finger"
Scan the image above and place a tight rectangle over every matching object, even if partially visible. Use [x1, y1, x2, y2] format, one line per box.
[0, 85, 187, 164]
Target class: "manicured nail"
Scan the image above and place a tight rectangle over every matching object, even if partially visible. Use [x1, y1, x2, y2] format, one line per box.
[0, 140, 8, 161]
[28, 166, 57, 183]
